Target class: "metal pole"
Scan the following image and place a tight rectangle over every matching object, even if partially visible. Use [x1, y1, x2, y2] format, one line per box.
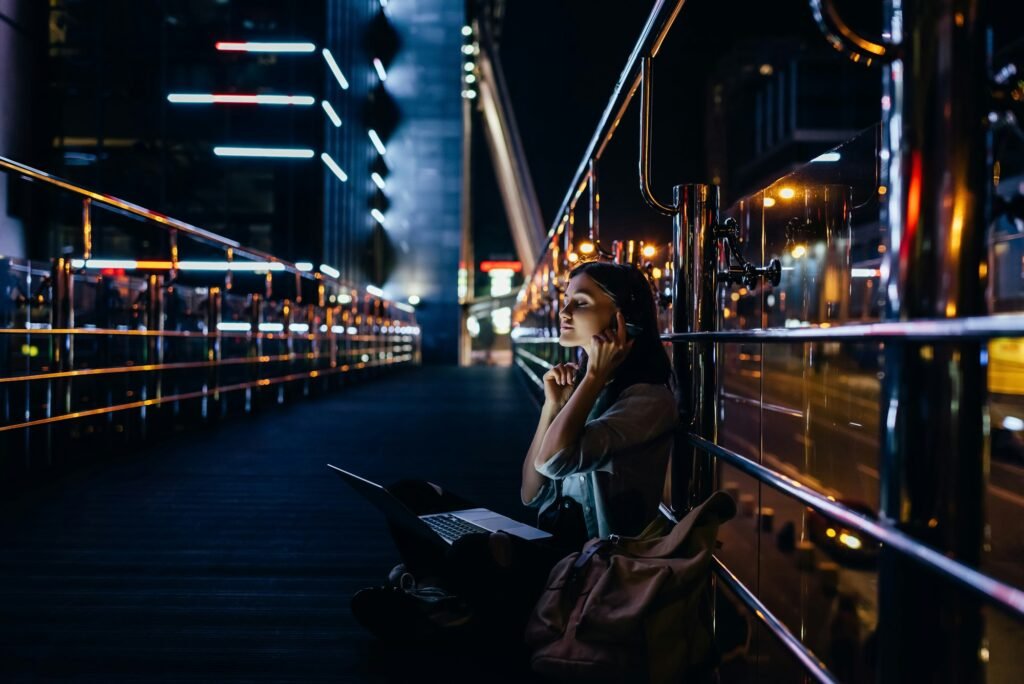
[877, 1, 989, 681]
[672, 184, 719, 513]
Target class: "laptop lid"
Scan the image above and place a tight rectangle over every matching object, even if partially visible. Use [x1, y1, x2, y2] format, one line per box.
[326, 464, 445, 548]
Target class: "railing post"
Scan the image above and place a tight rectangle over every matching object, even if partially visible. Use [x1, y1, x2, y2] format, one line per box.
[49, 257, 75, 466]
[876, 1, 989, 681]
[205, 287, 222, 420]
[672, 184, 719, 513]
[143, 274, 164, 437]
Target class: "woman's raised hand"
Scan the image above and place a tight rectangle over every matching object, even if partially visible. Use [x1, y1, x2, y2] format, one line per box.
[542, 362, 579, 408]
[586, 311, 634, 384]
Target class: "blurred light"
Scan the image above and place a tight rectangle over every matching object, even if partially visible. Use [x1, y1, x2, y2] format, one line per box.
[321, 152, 348, 181]
[331, 325, 344, 334]
[217, 322, 252, 332]
[567, 252, 579, 263]
[1002, 416, 1024, 431]
[826, 527, 837, 538]
[839, 532, 862, 550]
[322, 49, 350, 89]
[651, 267, 662, 279]
[759, 63, 774, 75]
[338, 294, 353, 304]
[466, 315, 480, 338]
[851, 268, 881, 278]
[491, 307, 512, 335]
[367, 285, 385, 297]
[878, 185, 888, 195]
[296, 262, 314, 272]
[763, 197, 776, 207]
[258, 322, 285, 333]
[371, 172, 387, 191]
[371, 208, 387, 226]
[214, 146, 314, 158]
[394, 302, 415, 313]
[321, 100, 342, 127]
[408, 295, 421, 306]
[489, 269, 515, 297]
[464, 62, 475, 72]
[216, 42, 315, 53]
[461, 44, 475, 55]
[319, 264, 340, 278]
[368, 129, 387, 155]
[168, 94, 314, 105]
[730, 292, 740, 302]
[462, 89, 477, 99]
[811, 152, 842, 163]
[778, 187, 796, 199]
[642, 244, 656, 259]
[461, 25, 473, 36]
[20, 344, 39, 358]
[288, 323, 310, 333]
[790, 244, 807, 259]
[579, 241, 595, 255]
[373, 58, 388, 81]
[480, 260, 522, 272]
[465, 73, 477, 84]
[346, 326, 358, 335]
[79, 259, 139, 270]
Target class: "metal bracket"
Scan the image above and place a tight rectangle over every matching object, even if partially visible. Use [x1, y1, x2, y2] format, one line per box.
[714, 217, 782, 289]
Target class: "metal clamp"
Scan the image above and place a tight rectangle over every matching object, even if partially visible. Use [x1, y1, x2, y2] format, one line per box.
[714, 217, 782, 289]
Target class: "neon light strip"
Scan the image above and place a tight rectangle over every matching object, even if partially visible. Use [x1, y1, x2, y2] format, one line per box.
[213, 147, 315, 158]
[321, 152, 349, 182]
[216, 42, 315, 53]
[178, 261, 286, 271]
[258, 323, 285, 333]
[321, 100, 342, 127]
[368, 129, 386, 155]
[322, 49, 350, 89]
[373, 58, 388, 81]
[168, 94, 315, 105]
[371, 172, 387, 191]
[288, 323, 310, 333]
[217, 322, 252, 332]
[320, 264, 341, 278]
[295, 262, 314, 272]
[367, 285, 385, 297]
[370, 208, 386, 226]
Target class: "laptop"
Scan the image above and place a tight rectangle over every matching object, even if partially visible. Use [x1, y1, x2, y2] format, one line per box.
[327, 464, 552, 545]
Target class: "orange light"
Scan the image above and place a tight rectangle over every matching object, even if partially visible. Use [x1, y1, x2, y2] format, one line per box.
[480, 260, 523, 273]
[642, 245, 656, 259]
[778, 187, 796, 200]
[579, 242, 595, 255]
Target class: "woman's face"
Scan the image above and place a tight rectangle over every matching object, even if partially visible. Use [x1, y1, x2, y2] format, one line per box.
[558, 272, 617, 348]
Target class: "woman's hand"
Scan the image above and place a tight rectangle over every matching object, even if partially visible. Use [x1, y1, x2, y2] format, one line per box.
[585, 311, 634, 384]
[542, 362, 579, 408]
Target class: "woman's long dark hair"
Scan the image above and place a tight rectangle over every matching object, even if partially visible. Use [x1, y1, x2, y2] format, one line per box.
[568, 261, 673, 404]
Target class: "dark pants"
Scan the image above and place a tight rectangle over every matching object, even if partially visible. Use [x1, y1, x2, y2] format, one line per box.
[384, 479, 574, 641]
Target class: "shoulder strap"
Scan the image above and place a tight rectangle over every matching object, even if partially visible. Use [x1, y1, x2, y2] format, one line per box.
[617, 490, 736, 559]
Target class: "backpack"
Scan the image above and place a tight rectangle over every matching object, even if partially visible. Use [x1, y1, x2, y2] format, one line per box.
[524, 490, 736, 683]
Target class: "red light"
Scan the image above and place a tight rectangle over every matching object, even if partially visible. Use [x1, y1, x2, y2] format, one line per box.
[480, 260, 522, 273]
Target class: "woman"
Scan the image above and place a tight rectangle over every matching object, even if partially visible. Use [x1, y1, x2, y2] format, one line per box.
[522, 261, 678, 542]
[352, 261, 678, 645]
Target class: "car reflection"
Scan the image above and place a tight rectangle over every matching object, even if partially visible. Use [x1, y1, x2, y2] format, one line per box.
[806, 500, 880, 567]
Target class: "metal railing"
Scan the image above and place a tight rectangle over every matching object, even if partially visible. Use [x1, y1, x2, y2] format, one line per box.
[510, 0, 1020, 682]
[0, 156, 420, 464]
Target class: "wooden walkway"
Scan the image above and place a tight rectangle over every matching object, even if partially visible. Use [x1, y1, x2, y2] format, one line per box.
[0, 366, 544, 682]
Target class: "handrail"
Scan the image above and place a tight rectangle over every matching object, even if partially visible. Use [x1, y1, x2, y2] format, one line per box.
[713, 557, 840, 684]
[690, 434, 1024, 621]
[807, 0, 892, 67]
[0, 155, 344, 286]
[639, 56, 676, 216]
[543, 0, 687, 239]
[660, 314, 1024, 342]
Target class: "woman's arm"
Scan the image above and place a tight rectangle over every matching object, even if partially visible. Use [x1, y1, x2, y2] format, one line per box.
[534, 373, 604, 468]
[521, 401, 559, 504]
[522, 361, 578, 504]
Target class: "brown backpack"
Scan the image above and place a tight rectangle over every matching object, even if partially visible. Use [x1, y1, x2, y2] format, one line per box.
[524, 491, 736, 683]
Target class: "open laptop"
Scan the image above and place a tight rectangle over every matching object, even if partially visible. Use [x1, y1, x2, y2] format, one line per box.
[327, 464, 552, 545]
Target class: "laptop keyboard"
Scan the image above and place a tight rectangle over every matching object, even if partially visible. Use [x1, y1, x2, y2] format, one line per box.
[421, 513, 489, 543]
